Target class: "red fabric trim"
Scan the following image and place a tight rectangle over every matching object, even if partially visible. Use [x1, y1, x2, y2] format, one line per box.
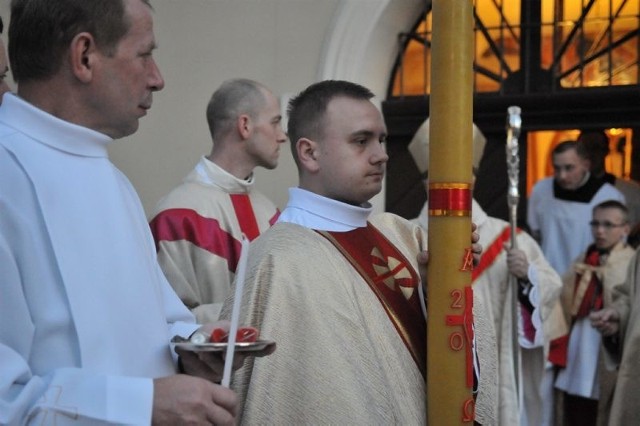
[521, 305, 536, 342]
[445, 286, 475, 388]
[472, 226, 512, 280]
[550, 248, 602, 367]
[548, 335, 569, 368]
[428, 187, 472, 213]
[472, 226, 538, 344]
[229, 194, 260, 241]
[318, 225, 426, 377]
[269, 210, 280, 226]
[574, 249, 603, 317]
[149, 208, 241, 272]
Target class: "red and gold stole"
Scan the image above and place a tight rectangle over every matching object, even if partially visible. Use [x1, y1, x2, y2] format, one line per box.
[549, 247, 604, 368]
[572, 248, 603, 318]
[317, 223, 426, 377]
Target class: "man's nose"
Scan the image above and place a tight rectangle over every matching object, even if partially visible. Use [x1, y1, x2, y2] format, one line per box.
[277, 127, 287, 143]
[373, 144, 389, 163]
[149, 59, 165, 92]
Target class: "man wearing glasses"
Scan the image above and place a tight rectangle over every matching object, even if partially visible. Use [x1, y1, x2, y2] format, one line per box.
[528, 141, 625, 278]
[550, 200, 634, 426]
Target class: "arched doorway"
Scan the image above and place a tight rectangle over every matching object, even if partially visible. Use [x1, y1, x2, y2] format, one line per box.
[384, 0, 640, 224]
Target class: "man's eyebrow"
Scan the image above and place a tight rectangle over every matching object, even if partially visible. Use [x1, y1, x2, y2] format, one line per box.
[350, 130, 375, 138]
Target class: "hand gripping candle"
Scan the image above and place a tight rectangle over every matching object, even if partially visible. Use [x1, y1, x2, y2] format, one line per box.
[427, 1, 475, 424]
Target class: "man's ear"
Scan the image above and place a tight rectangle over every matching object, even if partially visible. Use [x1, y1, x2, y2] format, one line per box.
[237, 114, 252, 139]
[297, 137, 320, 172]
[69, 32, 97, 83]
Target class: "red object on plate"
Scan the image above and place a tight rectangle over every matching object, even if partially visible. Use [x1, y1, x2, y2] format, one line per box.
[209, 327, 259, 343]
[210, 328, 228, 343]
[236, 327, 259, 342]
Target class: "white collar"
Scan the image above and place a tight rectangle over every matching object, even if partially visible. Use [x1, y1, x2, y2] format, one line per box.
[278, 187, 372, 231]
[0, 93, 112, 158]
[189, 156, 254, 193]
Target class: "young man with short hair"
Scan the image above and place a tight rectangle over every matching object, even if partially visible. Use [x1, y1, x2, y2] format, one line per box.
[552, 200, 634, 426]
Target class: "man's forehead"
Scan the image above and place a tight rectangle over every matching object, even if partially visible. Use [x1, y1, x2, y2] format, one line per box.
[326, 97, 384, 121]
[594, 208, 623, 218]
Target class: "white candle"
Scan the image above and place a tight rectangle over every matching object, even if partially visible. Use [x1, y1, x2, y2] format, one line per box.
[221, 234, 250, 388]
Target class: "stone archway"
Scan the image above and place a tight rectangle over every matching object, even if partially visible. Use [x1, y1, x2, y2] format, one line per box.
[317, 0, 424, 97]
[317, 0, 425, 212]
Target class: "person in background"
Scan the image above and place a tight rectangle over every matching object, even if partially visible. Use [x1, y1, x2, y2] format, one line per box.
[527, 140, 625, 425]
[409, 118, 566, 425]
[0, 15, 11, 101]
[219, 80, 482, 424]
[150, 78, 285, 322]
[591, 245, 640, 424]
[578, 129, 640, 231]
[0, 1, 271, 424]
[527, 140, 625, 277]
[552, 201, 634, 425]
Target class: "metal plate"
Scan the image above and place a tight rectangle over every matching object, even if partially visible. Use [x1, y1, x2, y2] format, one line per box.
[171, 339, 275, 353]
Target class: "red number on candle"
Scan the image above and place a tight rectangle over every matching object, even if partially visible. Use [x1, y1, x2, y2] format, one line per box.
[461, 398, 475, 422]
[450, 289, 463, 309]
[460, 247, 474, 272]
[446, 286, 475, 389]
[449, 331, 464, 351]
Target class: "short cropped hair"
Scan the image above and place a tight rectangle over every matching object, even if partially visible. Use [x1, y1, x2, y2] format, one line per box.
[552, 140, 589, 160]
[206, 78, 268, 141]
[287, 80, 374, 165]
[8, 0, 150, 83]
[593, 199, 629, 223]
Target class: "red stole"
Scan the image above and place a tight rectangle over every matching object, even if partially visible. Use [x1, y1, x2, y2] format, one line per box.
[472, 226, 514, 280]
[573, 249, 603, 318]
[472, 226, 537, 344]
[317, 223, 426, 377]
[549, 248, 604, 367]
[229, 194, 261, 241]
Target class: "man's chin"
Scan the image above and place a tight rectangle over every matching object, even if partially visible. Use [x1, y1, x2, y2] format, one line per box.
[114, 121, 140, 139]
[364, 187, 382, 202]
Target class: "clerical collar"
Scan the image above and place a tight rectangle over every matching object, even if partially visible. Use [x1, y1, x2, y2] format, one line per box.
[278, 187, 372, 231]
[192, 156, 254, 193]
[553, 173, 605, 203]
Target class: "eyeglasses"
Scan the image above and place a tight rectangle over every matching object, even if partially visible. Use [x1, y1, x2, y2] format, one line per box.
[589, 220, 626, 230]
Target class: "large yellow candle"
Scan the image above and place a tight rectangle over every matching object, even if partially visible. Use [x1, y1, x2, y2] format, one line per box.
[427, 0, 474, 424]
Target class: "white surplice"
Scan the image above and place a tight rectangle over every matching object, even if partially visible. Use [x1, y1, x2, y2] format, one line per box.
[0, 94, 197, 425]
